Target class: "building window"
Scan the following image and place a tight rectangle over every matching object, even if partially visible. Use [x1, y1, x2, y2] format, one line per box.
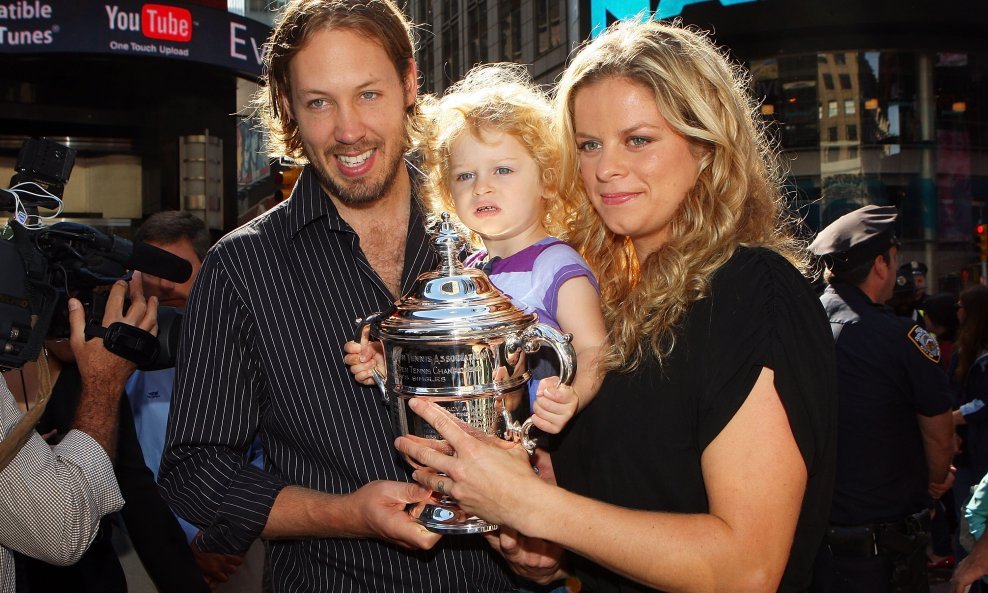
[839, 73, 852, 89]
[467, 0, 487, 68]
[828, 126, 838, 142]
[441, 0, 460, 87]
[535, 0, 561, 56]
[844, 99, 856, 115]
[823, 73, 834, 90]
[849, 145, 858, 160]
[500, 0, 521, 61]
[834, 53, 846, 65]
[828, 100, 838, 117]
[847, 124, 858, 141]
[413, 0, 436, 93]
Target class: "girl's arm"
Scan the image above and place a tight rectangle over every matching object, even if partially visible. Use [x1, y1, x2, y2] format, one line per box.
[532, 275, 607, 433]
[398, 366, 806, 593]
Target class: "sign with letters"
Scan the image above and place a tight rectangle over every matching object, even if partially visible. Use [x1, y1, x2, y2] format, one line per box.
[0, 0, 269, 78]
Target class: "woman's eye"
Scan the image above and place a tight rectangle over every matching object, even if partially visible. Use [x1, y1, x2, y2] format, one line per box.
[360, 91, 379, 101]
[309, 99, 327, 109]
[455, 172, 474, 182]
[629, 136, 651, 147]
[578, 140, 601, 152]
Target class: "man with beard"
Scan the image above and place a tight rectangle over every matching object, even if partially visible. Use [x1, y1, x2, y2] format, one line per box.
[157, 1, 514, 592]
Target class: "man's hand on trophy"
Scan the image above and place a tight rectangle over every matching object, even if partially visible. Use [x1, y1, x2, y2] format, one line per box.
[348, 480, 441, 550]
[532, 377, 579, 435]
[343, 326, 386, 385]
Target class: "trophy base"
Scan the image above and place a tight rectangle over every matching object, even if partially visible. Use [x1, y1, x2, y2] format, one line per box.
[413, 500, 499, 534]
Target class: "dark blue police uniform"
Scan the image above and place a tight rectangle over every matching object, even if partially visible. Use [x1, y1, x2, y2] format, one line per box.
[809, 205, 954, 593]
[822, 281, 953, 525]
[812, 282, 953, 593]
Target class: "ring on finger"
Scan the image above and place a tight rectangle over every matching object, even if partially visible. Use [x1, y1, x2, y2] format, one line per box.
[436, 480, 447, 496]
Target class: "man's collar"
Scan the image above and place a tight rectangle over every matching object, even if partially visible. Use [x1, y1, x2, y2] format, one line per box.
[830, 281, 888, 310]
[285, 161, 422, 239]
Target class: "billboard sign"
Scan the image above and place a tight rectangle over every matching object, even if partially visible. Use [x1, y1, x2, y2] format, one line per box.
[588, 0, 759, 36]
[0, 0, 270, 78]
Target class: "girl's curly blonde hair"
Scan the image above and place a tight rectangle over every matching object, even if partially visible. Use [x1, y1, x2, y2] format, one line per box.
[415, 63, 577, 248]
[556, 18, 808, 373]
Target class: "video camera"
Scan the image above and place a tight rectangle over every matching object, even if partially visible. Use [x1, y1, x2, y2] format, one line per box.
[0, 138, 192, 372]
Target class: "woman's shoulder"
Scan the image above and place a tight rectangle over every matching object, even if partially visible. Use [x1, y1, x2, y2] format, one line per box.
[711, 246, 810, 297]
[701, 246, 820, 329]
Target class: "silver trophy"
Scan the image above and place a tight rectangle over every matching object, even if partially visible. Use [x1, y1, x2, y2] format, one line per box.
[354, 214, 576, 534]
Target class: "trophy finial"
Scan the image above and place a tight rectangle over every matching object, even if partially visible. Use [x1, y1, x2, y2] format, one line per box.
[432, 212, 465, 274]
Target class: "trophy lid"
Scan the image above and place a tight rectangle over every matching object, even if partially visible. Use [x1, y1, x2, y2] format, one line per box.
[375, 213, 536, 340]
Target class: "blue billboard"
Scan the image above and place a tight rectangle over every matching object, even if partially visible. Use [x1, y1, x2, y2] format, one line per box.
[589, 0, 759, 36]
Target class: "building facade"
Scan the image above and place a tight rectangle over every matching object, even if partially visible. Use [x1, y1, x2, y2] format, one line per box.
[408, 0, 988, 291]
[0, 0, 280, 237]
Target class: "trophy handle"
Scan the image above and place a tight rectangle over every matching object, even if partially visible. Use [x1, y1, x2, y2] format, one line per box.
[353, 312, 389, 402]
[506, 323, 578, 454]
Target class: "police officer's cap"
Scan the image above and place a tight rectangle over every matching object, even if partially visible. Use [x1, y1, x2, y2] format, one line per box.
[809, 205, 899, 271]
[893, 267, 916, 294]
[905, 260, 928, 276]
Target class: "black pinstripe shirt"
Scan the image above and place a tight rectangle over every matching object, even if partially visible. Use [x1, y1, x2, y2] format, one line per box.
[159, 165, 513, 593]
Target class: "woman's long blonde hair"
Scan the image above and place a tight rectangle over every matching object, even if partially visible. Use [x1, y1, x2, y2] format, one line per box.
[415, 63, 576, 248]
[556, 18, 807, 373]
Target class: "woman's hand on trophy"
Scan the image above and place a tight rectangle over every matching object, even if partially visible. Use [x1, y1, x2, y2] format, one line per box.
[532, 377, 579, 435]
[343, 328, 386, 385]
[484, 526, 569, 585]
[395, 398, 551, 529]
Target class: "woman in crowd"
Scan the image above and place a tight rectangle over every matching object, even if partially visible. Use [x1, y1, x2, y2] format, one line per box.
[953, 286, 988, 496]
[396, 17, 837, 593]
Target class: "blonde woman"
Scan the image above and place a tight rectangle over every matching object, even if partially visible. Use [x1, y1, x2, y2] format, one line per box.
[397, 18, 837, 593]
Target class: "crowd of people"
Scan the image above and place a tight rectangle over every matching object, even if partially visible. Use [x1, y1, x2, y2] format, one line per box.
[0, 1, 986, 592]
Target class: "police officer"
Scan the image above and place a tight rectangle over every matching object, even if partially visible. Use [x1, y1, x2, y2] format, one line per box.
[809, 205, 955, 593]
[889, 265, 922, 323]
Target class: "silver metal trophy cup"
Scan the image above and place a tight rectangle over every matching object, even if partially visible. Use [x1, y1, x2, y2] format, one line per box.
[354, 214, 576, 534]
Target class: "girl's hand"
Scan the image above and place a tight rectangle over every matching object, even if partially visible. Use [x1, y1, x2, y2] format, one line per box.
[532, 377, 579, 434]
[343, 327, 386, 385]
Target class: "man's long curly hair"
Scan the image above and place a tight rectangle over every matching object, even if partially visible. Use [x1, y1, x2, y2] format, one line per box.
[556, 18, 809, 373]
[415, 63, 576, 248]
[253, 0, 418, 162]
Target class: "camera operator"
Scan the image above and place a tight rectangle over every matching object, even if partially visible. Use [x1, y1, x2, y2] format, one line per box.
[0, 278, 157, 592]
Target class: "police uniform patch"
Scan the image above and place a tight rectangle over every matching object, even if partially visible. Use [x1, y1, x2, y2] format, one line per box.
[908, 325, 941, 363]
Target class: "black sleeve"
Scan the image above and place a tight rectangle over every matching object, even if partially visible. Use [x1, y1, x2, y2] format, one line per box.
[115, 396, 211, 593]
[695, 248, 837, 470]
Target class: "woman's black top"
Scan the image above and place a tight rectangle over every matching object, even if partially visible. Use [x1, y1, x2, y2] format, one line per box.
[553, 247, 838, 593]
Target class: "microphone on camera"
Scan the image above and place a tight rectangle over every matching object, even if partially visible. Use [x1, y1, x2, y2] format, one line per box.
[124, 241, 193, 283]
[47, 222, 193, 284]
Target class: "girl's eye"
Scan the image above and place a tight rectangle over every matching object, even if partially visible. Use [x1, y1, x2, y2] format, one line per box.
[494, 167, 512, 175]
[578, 140, 601, 152]
[455, 172, 474, 182]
